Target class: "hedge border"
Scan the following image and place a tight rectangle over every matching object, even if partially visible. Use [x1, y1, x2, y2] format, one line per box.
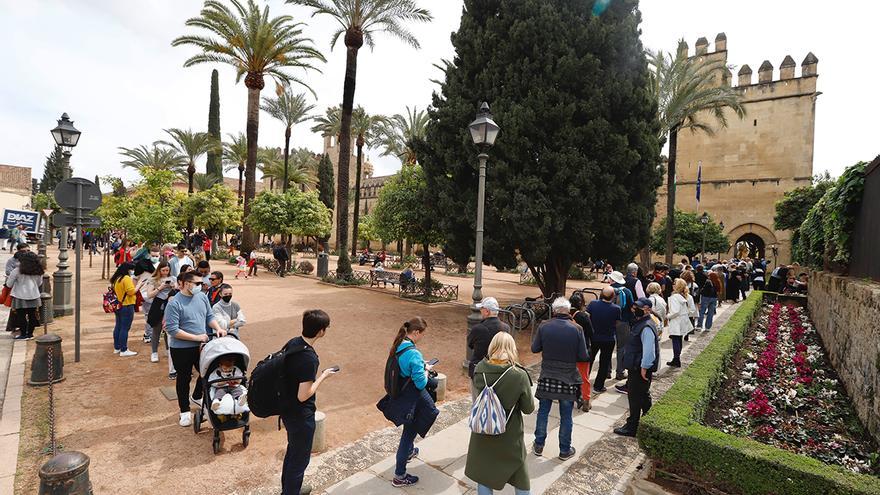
[638, 291, 880, 495]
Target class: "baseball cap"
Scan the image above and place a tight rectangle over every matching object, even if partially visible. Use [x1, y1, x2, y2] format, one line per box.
[475, 297, 500, 312]
[606, 271, 625, 285]
[634, 297, 653, 309]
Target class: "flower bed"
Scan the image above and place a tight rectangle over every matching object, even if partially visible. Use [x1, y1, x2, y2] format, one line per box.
[705, 302, 879, 475]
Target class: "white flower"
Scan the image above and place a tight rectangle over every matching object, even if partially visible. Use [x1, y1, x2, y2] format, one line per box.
[740, 383, 756, 394]
[787, 389, 797, 398]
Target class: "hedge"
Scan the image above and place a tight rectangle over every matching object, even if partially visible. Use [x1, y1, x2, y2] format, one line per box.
[638, 291, 880, 495]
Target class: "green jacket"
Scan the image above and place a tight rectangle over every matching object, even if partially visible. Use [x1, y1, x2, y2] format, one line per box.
[465, 360, 535, 490]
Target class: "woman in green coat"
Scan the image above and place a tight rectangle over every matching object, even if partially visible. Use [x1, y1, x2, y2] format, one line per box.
[465, 332, 535, 494]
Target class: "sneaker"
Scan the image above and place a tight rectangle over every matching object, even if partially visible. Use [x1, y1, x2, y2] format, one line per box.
[150, 352, 159, 363]
[143, 335, 151, 344]
[391, 474, 419, 487]
[593, 386, 607, 393]
[179, 412, 192, 427]
[168, 371, 177, 380]
[580, 401, 591, 412]
[532, 442, 544, 456]
[558, 447, 577, 461]
[119, 350, 138, 357]
[615, 384, 628, 394]
[666, 360, 681, 368]
[190, 396, 203, 408]
[615, 372, 627, 380]
[113, 349, 120, 354]
[299, 485, 313, 495]
[14, 334, 29, 341]
[613, 425, 637, 437]
[407, 447, 419, 462]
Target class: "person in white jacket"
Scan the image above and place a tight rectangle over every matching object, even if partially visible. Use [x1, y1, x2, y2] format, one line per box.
[212, 284, 246, 337]
[645, 282, 667, 326]
[665, 279, 694, 368]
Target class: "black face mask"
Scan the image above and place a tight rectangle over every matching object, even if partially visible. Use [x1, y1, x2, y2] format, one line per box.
[221, 295, 233, 303]
[633, 307, 646, 318]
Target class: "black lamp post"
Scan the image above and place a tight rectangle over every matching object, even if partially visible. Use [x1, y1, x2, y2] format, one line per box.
[50, 113, 81, 317]
[465, 102, 500, 365]
[700, 212, 709, 264]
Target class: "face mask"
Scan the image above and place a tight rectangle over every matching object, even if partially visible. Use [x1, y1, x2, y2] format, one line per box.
[191, 284, 202, 294]
[129, 270, 135, 277]
[150, 256, 159, 263]
[221, 295, 233, 303]
[633, 307, 645, 317]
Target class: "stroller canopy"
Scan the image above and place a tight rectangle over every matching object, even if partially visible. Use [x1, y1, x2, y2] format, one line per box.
[200, 336, 250, 377]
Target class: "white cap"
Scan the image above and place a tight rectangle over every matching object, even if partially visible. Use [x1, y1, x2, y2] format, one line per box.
[607, 271, 626, 285]
[475, 297, 500, 312]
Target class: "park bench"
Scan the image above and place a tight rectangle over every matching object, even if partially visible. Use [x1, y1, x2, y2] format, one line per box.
[370, 269, 401, 288]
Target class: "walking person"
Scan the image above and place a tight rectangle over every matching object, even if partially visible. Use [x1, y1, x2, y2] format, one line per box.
[570, 293, 593, 411]
[381, 317, 440, 488]
[665, 279, 694, 368]
[531, 297, 588, 460]
[613, 298, 660, 437]
[467, 297, 510, 397]
[465, 332, 535, 495]
[586, 287, 621, 393]
[110, 262, 139, 356]
[168, 245, 194, 278]
[697, 267, 723, 332]
[164, 271, 226, 427]
[278, 309, 337, 495]
[202, 236, 212, 261]
[145, 262, 175, 364]
[273, 241, 290, 277]
[4, 251, 43, 340]
[212, 284, 246, 337]
[7, 225, 21, 253]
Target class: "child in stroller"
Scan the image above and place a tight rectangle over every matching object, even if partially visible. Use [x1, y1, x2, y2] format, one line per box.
[210, 356, 250, 415]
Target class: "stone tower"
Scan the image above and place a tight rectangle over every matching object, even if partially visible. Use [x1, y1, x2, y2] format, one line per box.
[323, 135, 376, 249]
[656, 34, 819, 264]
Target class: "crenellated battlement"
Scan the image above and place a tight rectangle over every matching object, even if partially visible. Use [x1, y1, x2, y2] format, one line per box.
[679, 33, 818, 88]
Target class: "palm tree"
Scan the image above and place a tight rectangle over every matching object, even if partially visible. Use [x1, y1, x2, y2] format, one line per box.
[259, 147, 317, 191]
[350, 106, 385, 255]
[193, 172, 223, 192]
[261, 86, 315, 192]
[159, 128, 219, 195]
[288, 0, 432, 275]
[376, 106, 428, 166]
[310, 105, 342, 141]
[223, 132, 248, 202]
[649, 45, 746, 264]
[173, 0, 325, 253]
[118, 144, 186, 174]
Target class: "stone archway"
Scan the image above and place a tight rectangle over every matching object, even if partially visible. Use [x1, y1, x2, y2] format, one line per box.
[725, 223, 778, 260]
[734, 233, 766, 259]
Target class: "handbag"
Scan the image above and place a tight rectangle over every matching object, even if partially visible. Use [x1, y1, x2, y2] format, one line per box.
[0, 285, 11, 307]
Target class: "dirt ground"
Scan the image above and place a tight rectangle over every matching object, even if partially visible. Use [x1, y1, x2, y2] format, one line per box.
[14, 248, 602, 494]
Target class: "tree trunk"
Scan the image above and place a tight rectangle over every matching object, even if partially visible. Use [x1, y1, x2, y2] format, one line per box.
[396, 239, 403, 256]
[529, 254, 570, 298]
[283, 126, 291, 193]
[422, 242, 432, 297]
[187, 163, 195, 235]
[237, 164, 244, 204]
[240, 82, 262, 254]
[351, 140, 364, 257]
[665, 128, 678, 265]
[335, 40, 360, 276]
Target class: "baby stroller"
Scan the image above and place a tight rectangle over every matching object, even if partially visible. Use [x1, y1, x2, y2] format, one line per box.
[194, 336, 251, 454]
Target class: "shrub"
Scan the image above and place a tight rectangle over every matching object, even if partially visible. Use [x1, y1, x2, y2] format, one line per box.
[297, 261, 314, 274]
[638, 291, 880, 495]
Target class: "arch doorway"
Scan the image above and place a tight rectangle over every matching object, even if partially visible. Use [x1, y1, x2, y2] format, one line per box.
[733, 233, 766, 260]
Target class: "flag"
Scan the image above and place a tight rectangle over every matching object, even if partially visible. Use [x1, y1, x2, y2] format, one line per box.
[695, 163, 702, 203]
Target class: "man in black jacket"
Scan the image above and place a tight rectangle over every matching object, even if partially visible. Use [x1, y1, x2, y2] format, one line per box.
[273, 241, 290, 277]
[467, 297, 510, 391]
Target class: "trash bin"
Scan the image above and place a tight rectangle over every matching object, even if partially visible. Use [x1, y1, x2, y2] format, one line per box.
[317, 252, 329, 278]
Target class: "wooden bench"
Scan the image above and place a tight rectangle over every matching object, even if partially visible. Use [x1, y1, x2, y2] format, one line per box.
[370, 269, 400, 288]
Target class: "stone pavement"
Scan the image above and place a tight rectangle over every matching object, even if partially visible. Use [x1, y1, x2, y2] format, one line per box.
[263, 300, 742, 495]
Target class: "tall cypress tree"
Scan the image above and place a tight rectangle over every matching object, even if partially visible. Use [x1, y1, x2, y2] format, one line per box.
[316, 153, 335, 211]
[39, 145, 66, 193]
[205, 69, 222, 177]
[419, 0, 662, 296]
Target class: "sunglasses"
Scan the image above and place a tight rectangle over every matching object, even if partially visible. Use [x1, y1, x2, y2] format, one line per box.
[208, 277, 217, 281]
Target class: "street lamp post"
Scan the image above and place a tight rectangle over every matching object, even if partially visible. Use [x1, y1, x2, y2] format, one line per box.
[771, 243, 779, 268]
[718, 221, 725, 262]
[465, 102, 500, 365]
[50, 113, 81, 317]
[700, 212, 709, 264]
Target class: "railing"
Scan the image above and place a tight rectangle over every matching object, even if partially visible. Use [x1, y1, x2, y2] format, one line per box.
[323, 270, 371, 284]
[399, 279, 459, 302]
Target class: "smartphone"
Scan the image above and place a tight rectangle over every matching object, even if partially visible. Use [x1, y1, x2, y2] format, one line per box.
[427, 358, 439, 366]
[328, 365, 341, 373]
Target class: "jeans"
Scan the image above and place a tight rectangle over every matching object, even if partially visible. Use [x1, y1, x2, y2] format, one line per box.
[534, 399, 573, 453]
[477, 484, 530, 495]
[113, 304, 135, 352]
[169, 346, 204, 413]
[697, 297, 717, 329]
[670, 335, 682, 362]
[615, 321, 631, 376]
[395, 422, 419, 477]
[142, 300, 152, 339]
[281, 412, 315, 495]
[624, 369, 652, 430]
[589, 341, 615, 390]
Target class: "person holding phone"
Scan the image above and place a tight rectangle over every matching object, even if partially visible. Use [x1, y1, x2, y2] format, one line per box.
[279, 309, 337, 495]
[146, 262, 176, 364]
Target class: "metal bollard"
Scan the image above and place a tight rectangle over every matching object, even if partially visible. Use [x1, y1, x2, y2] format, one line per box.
[317, 252, 329, 278]
[39, 451, 93, 495]
[29, 334, 65, 386]
[40, 290, 52, 334]
[312, 411, 326, 452]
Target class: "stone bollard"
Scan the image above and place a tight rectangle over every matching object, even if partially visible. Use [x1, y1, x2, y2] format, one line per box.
[434, 373, 447, 402]
[39, 451, 93, 495]
[312, 411, 326, 452]
[29, 334, 65, 386]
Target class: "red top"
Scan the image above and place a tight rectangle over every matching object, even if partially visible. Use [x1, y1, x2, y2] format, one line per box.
[203, 239, 212, 251]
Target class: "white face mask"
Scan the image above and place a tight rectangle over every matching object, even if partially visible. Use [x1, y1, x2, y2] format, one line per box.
[150, 256, 159, 263]
[191, 284, 202, 294]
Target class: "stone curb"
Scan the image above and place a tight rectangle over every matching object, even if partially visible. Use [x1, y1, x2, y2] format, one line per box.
[0, 339, 28, 494]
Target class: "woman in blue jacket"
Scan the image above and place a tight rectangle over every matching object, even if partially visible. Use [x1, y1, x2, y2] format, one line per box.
[387, 317, 439, 488]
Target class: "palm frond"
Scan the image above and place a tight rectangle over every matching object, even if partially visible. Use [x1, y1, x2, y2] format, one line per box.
[118, 144, 187, 173]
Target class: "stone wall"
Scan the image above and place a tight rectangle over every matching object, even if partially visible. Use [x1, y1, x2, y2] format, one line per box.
[808, 271, 880, 444]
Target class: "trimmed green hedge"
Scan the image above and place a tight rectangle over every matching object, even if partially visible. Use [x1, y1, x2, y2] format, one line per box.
[638, 291, 880, 495]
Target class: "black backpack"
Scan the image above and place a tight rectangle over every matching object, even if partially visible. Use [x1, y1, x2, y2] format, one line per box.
[384, 346, 415, 399]
[247, 338, 307, 418]
[700, 279, 717, 298]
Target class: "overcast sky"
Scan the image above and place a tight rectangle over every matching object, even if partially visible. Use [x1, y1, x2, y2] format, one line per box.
[1, 0, 876, 187]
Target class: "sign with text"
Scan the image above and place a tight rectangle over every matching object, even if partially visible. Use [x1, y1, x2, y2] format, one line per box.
[2, 209, 40, 233]
[54, 177, 102, 212]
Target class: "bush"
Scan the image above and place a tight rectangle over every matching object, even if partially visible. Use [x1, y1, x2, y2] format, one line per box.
[297, 261, 314, 274]
[638, 291, 880, 495]
[320, 275, 367, 287]
[228, 256, 237, 264]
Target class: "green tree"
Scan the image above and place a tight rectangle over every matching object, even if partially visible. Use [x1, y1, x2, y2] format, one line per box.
[648, 44, 746, 265]
[100, 175, 128, 197]
[118, 144, 186, 174]
[184, 183, 243, 236]
[376, 106, 428, 166]
[316, 153, 335, 211]
[246, 189, 331, 238]
[173, 0, 325, 254]
[774, 173, 833, 231]
[649, 210, 729, 260]
[350, 106, 385, 255]
[206, 69, 223, 177]
[373, 164, 442, 293]
[419, 0, 662, 296]
[32, 192, 59, 212]
[289, 0, 432, 276]
[193, 172, 222, 192]
[96, 168, 185, 244]
[261, 86, 315, 193]
[39, 146, 66, 193]
[93, 194, 133, 235]
[223, 132, 248, 202]
[358, 213, 378, 247]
